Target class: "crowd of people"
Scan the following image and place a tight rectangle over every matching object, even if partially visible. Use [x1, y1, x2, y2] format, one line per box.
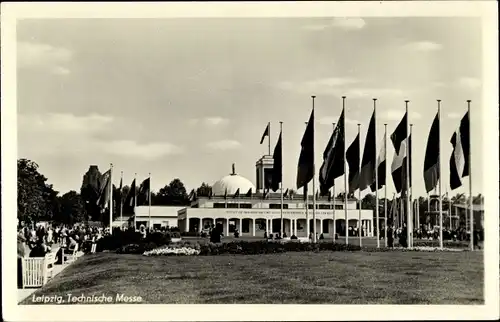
[17, 222, 110, 259]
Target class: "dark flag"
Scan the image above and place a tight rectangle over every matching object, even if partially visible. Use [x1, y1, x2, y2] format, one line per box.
[262, 188, 269, 199]
[137, 177, 150, 205]
[390, 112, 408, 154]
[125, 179, 136, 207]
[450, 111, 470, 190]
[271, 131, 282, 192]
[260, 123, 270, 144]
[188, 189, 196, 202]
[245, 188, 252, 197]
[359, 111, 376, 190]
[283, 188, 289, 198]
[97, 169, 111, 207]
[319, 108, 345, 194]
[424, 112, 440, 193]
[370, 134, 386, 191]
[119, 176, 123, 202]
[224, 188, 228, 199]
[297, 109, 315, 190]
[303, 185, 308, 202]
[233, 188, 240, 199]
[346, 133, 360, 193]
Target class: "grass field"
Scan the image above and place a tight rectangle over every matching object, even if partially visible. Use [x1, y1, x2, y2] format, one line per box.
[22, 250, 483, 304]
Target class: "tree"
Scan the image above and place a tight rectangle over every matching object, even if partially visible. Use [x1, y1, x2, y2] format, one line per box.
[58, 190, 86, 225]
[155, 179, 190, 206]
[18, 159, 50, 224]
[196, 182, 212, 197]
[361, 193, 377, 210]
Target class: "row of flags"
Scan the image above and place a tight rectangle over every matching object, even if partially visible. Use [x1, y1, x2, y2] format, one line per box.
[96, 170, 151, 210]
[262, 103, 471, 198]
[262, 97, 472, 248]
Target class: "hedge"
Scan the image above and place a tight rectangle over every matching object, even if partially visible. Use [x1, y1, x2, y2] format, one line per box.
[97, 229, 181, 252]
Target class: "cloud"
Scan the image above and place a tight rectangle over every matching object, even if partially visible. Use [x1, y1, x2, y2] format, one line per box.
[382, 110, 422, 121]
[404, 41, 443, 52]
[277, 78, 408, 99]
[304, 18, 366, 31]
[206, 140, 241, 150]
[276, 77, 358, 95]
[19, 113, 113, 134]
[103, 140, 182, 160]
[188, 117, 229, 126]
[17, 41, 73, 75]
[18, 113, 182, 160]
[457, 77, 481, 89]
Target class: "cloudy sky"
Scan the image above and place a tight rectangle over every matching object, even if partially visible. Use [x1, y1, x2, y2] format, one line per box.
[17, 17, 484, 198]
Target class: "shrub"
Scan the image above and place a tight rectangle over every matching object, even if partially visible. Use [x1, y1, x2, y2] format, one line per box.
[97, 230, 172, 252]
[180, 231, 199, 237]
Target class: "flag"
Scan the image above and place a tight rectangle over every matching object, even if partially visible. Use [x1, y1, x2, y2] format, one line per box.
[224, 188, 228, 199]
[359, 111, 376, 191]
[303, 185, 308, 202]
[125, 179, 136, 207]
[262, 188, 269, 199]
[391, 135, 412, 194]
[260, 123, 270, 144]
[370, 133, 387, 191]
[188, 189, 196, 202]
[137, 177, 150, 205]
[319, 108, 345, 194]
[119, 176, 123, 201]
[97, 169, 111, 207]
[424, 112, 440, 193]
[346, 133, 360, 193]
[390, 112, 407, 153]
[245, 188, 252, 197]
[271, 131, 282, 192]
[283, 188, 289, 198]
[233, 188, 240, 199]
[297, 109, 315, 190]
[450, 111, 470, 190]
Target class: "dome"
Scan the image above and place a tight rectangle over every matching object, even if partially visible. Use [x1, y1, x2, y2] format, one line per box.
[212, 174, 256, 196]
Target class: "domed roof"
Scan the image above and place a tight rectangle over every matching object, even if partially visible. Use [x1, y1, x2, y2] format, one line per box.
[212, 164, 256, 196]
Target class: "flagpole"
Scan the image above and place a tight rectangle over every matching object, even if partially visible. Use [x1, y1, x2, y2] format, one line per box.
[343, 96, 348, 245]
[332, 122, 336, 243]
[384, 123, 388, 247]
[148, 172, 151, 230]
[268, 121, 271, 156]
[405, 100, 410, 247]
[109, 163, 113, 234]
[409, 123, 414, 248]
[467, 100, 473, 251]
[120, 171, 123, 231]
[373, 98, 380, 248]
[357, 123, 362, 247]
[434, 100, 443, 249]
[311, 95, 317, 243]
[134, 173, 137, 230]
[280, 121, 284, 237]
[305, 121, 309, 239]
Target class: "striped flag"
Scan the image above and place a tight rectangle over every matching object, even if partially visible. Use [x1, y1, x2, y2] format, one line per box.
[97, 169, 111, 207]
[125, 179, 136, 207]
[370, 133, 386, 191]
[319, 109, 345, 194]
[450, 111, 470, 190]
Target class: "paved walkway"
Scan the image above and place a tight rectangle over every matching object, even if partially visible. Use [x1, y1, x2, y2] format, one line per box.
[17, 251, 85, 303]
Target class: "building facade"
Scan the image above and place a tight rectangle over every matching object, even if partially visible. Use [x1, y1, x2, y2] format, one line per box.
[177, 156, 374, 238]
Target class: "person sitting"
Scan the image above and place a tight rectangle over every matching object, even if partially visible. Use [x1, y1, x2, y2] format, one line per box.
[29, 238, 49, 258]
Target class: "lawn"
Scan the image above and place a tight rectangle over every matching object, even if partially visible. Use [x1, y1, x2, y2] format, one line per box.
[21, 250, 483, 304]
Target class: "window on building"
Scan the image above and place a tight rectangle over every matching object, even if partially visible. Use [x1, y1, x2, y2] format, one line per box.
[318, 204, 331, 209]
[335, 204, 343, 210]
[240, 203, 252, 209]
[213, 203, 226, 208]
[269, 204, 288, 209]
[227, 203, 239, 208]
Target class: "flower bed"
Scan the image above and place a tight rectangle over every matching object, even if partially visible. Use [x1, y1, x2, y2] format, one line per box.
[144, 246, 201, 256]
